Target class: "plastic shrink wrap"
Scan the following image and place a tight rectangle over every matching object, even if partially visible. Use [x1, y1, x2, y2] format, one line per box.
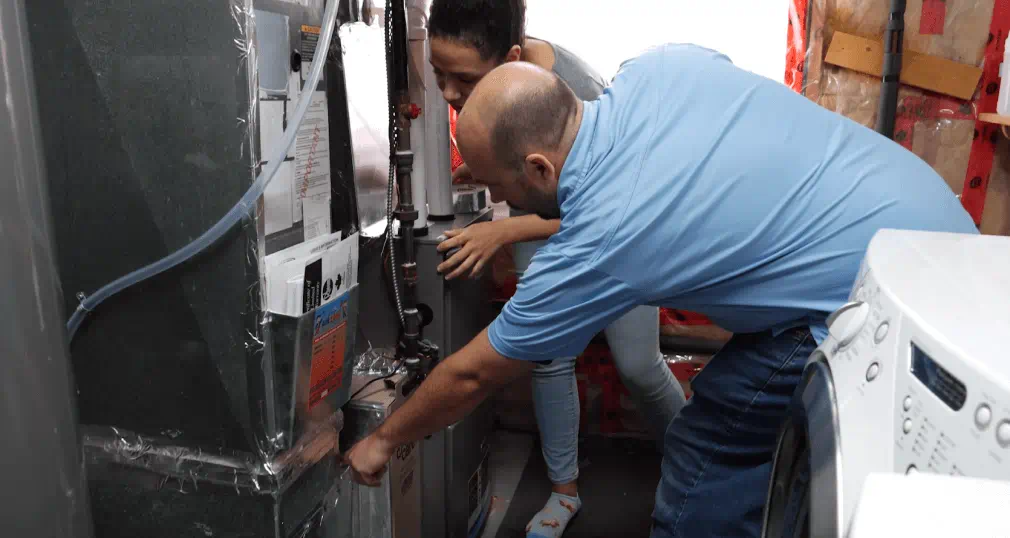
[788, 0, 1009, 235]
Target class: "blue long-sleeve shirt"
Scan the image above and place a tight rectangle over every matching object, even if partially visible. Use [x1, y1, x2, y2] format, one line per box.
[488, 44, 978, 362]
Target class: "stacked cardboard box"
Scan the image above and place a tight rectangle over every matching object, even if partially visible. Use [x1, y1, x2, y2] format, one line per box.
[793, 0, 1009, 236]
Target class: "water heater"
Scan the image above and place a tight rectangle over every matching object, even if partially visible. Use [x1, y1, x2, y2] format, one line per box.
[407, 0, 455, 221]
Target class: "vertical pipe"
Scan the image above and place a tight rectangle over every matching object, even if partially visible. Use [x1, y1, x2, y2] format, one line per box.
[0, 0, 94, 536]
[407, 5, 429, 232]
[424, 58, 455, 220]
[388, 0, 421, 361]
[406, 0, 453, 219]
[876, 0, 906, 138]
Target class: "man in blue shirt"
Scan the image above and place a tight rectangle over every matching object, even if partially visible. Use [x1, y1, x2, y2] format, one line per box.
[346, 44, 978, 537]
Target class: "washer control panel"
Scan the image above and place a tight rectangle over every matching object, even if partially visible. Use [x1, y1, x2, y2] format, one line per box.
[895, 367, 1010, 479]
[833, 263, 1010, 482]
[827, 268, 894, 400]
[888, 317, 1010, 479]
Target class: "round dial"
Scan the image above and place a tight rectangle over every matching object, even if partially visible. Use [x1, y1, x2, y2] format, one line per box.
[826, 301, 871, 347]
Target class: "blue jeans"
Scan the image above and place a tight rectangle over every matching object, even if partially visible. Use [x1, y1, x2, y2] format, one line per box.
[516, 238, 686, 485]
[651, 327, 816, 538]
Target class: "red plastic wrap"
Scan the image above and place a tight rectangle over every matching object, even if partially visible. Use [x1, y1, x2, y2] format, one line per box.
[494, 340, 711, 439]
[787, 0, 1010, 235]
[449, 105, 465, 173]
[659, 308, 733, 343]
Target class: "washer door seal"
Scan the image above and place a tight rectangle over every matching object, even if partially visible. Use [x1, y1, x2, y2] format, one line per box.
[762, 354, 842, 538]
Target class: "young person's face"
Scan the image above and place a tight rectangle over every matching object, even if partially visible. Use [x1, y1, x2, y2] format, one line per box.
[429, 37, 518, 112]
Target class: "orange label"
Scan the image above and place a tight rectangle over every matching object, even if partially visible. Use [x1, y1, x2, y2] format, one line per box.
[301, 25, 321, 35]
[309, 321, 347, 407]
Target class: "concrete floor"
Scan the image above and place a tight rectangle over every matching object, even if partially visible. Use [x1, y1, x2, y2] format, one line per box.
[482, 430, 535, 538]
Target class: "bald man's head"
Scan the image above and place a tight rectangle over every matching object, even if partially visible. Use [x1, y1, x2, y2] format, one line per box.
[456, 62, 581, 219]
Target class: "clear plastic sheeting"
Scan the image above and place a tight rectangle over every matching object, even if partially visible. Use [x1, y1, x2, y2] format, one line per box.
[82, 410, 343, 495]
[83, 412, 345, 538]
[665, 353, 712, 400]
[0, 0, 94, 535]
[353, 346, 404, 376]
[334, 478, 396, 538]
[61, 0, 341, 339]
[24, 0, 362, 535]
[27, 0, 358, 454]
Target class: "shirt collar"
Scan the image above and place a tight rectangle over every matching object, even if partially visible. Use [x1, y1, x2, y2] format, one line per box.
[557, 99, 599, 210]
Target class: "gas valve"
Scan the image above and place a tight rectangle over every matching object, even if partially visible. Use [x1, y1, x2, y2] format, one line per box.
[401, 103, 422, 120]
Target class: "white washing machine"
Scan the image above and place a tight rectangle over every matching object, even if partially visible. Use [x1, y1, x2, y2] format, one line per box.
[846, 472, 1010, 537]
[761, 229, 1010, 538]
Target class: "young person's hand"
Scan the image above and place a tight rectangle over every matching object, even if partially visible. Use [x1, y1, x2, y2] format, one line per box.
[436, 221, 512, 280]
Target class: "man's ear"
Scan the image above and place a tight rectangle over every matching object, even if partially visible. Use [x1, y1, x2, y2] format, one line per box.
[523, 154, 557, 187]
[504, 45, 522, 63]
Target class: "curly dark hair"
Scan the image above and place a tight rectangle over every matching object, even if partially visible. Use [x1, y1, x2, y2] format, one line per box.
[428, 0, 526, 62]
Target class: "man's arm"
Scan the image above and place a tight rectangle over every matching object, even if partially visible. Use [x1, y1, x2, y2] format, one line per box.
[344, 329, 534, 485]
[377, 329, 531, 444]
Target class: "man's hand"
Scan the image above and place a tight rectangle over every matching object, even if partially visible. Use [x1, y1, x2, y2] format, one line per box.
[343, 433, 395, 487]
[436, 221, 513, 280]
[345, 330, 534, 479]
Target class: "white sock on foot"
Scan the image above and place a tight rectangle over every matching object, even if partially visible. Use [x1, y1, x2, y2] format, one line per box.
[525, 492, 581, 538]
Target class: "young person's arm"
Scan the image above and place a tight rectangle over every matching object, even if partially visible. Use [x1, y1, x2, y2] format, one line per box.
[502, 213, 561, 242]
[441, 162, 560, 277]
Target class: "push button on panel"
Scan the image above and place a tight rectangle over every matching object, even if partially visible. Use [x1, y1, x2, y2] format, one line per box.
[865, 362, 880, 382]
[997, 421, 1010, 448]
[874, 321, 889, 344]
[975, 404, 993, 430]
[902, 418, 913, 434]
[902, 396, 912, 412]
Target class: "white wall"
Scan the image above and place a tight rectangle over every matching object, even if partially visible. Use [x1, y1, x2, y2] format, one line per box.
[525, 0, 790, 83]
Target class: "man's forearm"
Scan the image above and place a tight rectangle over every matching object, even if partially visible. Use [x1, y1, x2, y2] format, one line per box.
[374, 358, 486, 448]
[373, 330, 533, 448]
[503, 214, 561, 244]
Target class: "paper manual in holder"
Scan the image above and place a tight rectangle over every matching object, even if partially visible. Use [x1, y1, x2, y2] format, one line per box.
[265, 231, 359, 316]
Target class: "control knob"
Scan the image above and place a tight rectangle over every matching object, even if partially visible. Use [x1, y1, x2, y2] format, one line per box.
[826, 301, 871, 348]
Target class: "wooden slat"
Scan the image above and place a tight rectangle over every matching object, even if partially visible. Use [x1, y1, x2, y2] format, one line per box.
[979, 113, 1010, 127]
[824, 31, 983, 100]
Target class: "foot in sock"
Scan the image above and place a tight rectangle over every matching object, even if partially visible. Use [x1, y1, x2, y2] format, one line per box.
[525, 492, 582, 538]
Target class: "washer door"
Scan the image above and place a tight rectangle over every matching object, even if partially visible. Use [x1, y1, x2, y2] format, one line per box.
[762, 354, 843, 538]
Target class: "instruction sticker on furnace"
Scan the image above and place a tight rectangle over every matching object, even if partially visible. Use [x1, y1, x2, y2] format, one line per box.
[300, 24, 326, 83]
[309, 291, 350, 408]
[292, 91, 331, 222]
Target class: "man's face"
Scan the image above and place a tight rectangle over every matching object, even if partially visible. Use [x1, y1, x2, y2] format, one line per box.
[429, 37, 501, 112]
[517, 177, 562, 220]
[463, 148, 561, 220]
